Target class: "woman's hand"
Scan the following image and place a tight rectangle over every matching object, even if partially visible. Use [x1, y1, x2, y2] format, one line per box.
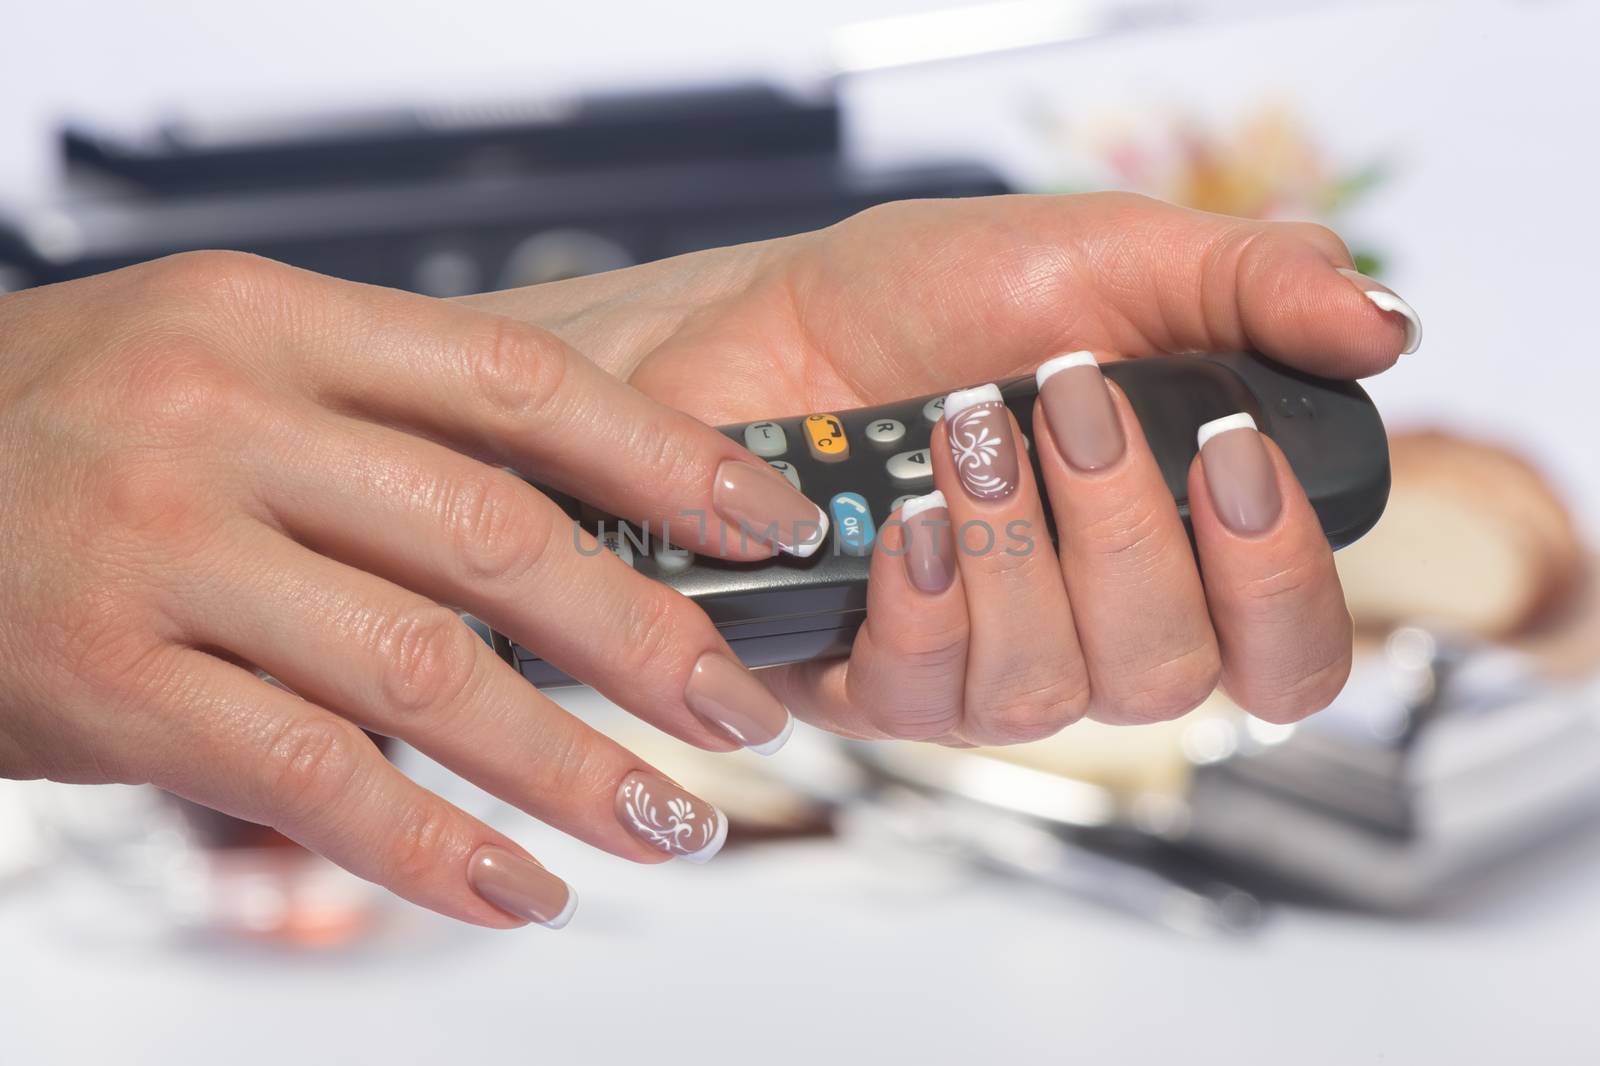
[0, 252, 832, 928]
[468, 192, 1422, 743]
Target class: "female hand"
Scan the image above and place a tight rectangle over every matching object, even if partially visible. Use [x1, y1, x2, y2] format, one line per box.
[466, 192, 1422, 743]
[0, 252, 832, 928]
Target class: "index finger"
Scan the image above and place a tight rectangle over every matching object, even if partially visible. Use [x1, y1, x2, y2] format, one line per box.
[224, 256, 828, 560]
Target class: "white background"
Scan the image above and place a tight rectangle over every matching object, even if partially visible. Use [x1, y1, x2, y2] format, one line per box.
[3, 1, 1600, 1062]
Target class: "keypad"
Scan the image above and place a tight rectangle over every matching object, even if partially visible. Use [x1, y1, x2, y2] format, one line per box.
[599, 528, 635, 568]
[655, 543, 692, 574]
[921, 396, 945, 423]
[865, 418, 906, 447]
[829, 492, 876, 557]
[743, 421, 787, 458]
[767, 460, 801, 490]
[887, 448, 934, 484]
[804, 414, 849, 462]
[890, 494, 917, 514]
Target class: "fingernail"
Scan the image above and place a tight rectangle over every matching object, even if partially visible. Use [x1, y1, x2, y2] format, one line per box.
[615, 770, 729, 863]
[712, 460, 829, 558]
[1337, 268, 1422, 354]
[1197, 413, 1282, 535]
[900, 491, 955, 594]
[1036, 351, 1125, 472]
[467, 845, 578, 929]
[944, 384, 1019, 501]
[684, 651, 794, 756]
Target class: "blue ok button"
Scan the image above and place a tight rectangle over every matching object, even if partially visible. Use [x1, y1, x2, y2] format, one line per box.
[829, 492, 876, 557]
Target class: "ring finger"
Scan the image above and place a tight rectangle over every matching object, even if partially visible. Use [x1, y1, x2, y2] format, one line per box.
[171, 520, 734, 866]
[1032, 352, 1220, 722]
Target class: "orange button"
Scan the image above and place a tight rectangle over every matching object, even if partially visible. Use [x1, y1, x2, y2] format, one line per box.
[804, 414, 849, 462]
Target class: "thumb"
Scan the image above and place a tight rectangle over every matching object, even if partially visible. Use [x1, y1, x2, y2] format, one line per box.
[1080, 194, 1420, 377]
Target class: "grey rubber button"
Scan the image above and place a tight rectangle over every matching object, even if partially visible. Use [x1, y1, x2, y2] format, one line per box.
[743, 421, 787, 458]
[887, 449, 934, 483]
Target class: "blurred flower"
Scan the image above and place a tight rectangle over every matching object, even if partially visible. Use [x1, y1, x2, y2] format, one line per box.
[1030, 99, 1389, 275]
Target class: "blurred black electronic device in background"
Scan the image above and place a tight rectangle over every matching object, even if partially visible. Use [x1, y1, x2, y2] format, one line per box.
[0, 83, 1009, 295]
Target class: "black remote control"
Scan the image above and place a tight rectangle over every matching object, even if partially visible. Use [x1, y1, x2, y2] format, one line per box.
[487, 352, 1389, 686]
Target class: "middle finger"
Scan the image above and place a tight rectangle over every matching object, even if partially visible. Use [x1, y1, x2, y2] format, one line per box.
[239, 406, 793, 755]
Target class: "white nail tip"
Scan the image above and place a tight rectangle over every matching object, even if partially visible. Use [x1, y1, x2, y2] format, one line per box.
[1362, 290, 1423, 354]
[942, 383, 1003, 420]
[1196, 412, 1258, 450]
[780, 509, 830, 559]
[746, 712, 794, 757]
[1338, 268, 1422, 354]
[538, 888, 580, 930]
[1036, 351, 1099, 388]
[680, 808, 730, 864]
[898, 490, 947, 520]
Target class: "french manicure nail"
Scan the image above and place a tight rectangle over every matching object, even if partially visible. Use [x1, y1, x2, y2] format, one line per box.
[467, 845, 578, 929]
[615, 770, 729, 863]
[944, 384, 1019, 501]
[713, 460, 830, 558]
[1036, 351, 1125, 472]
[684, 651, 794, 755]
[900, 491, 955, 594]
[1197, 413, 1282, 536]
[1337, 268, 1422, 354]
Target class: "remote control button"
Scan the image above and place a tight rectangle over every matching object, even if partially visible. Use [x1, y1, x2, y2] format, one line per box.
[829, 492, 876, 557]
[743, 421, 787, 458]
[767, 460, 801, 491]
[599, 528, 635, 568]
[890, 495, 917, 514]
[887, 448, 934, 484]
[655, 543, 692, 574]
[804, 413, 849, 462]
[921, 396, 945, 423]
[864, 418, 906, 448]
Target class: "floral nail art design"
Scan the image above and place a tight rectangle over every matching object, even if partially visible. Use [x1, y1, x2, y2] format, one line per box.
[615, 771, 727, 863]
[947, 393, 1018, 501]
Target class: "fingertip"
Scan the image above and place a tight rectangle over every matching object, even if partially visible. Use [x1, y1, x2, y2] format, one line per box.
[1235, 234, 1415, 379]
[1336, 268, 1422, 357]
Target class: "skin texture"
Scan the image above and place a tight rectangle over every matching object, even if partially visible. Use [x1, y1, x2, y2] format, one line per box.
[466, 193, 1404, 743]
[0, 193, 1409, 926]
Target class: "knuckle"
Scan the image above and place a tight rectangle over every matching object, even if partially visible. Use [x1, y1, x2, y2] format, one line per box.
[57, 589, 177, 698]
[613, 588, 691, 681]
[1083, 190, 1162, 218]
[870, 612, 969, 670]
[1282, 220, 1350, 259]
[526, 726, 614, 812]
[972, 676, 1090, 745]
[377, 606, 482, 718]
[108, 339, 257, 445]
[1230, 559, 1323, 621]
[627, 414, 705, 498]
[445, 471, 549, 584]
[380, 797, 464, 887]
[1075, 496, 1171, 566]
[462, 316, 567, 418]
[1100, 644, 1222, 724]
[92, 453, 206, 543]
[135, 249, 282, 308]
[260, 716, 371, 825]
[1235, 645, 1353, 725]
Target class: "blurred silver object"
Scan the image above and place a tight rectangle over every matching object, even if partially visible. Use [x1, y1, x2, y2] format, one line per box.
[1186, 628, 1600, 908]
[844, 627, 1600, 912]
[843, 785, 1263, 936]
